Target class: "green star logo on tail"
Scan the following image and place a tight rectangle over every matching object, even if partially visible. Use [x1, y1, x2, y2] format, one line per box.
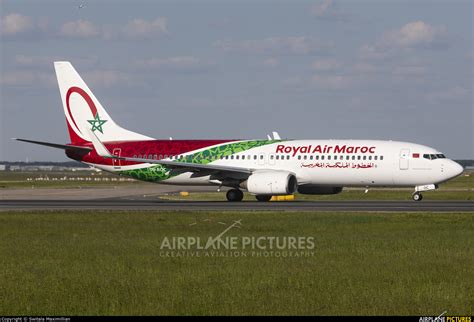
[87, 113, 108, 134]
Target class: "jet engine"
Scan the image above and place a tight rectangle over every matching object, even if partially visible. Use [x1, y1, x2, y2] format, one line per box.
[242, 171, 297, 195]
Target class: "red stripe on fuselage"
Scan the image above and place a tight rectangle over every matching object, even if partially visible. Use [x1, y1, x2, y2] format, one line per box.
[66, 139, 236, 166]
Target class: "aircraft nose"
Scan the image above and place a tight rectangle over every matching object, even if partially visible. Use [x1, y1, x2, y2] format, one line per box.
[446, 160, 464, 179]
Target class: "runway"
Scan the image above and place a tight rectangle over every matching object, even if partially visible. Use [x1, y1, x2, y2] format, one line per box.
[0, 199, 472, 212]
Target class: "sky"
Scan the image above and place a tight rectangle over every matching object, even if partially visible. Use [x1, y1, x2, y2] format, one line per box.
[0, 0, 472, 161]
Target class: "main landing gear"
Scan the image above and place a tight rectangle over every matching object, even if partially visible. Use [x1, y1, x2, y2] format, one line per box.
[412, 192, 423, 201]
[255, 195, 272, 202]
[226, 189, 244, 202]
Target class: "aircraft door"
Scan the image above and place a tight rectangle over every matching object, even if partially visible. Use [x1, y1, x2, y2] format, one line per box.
[112, 148, 122, 167]
[399, 149, 410, 170]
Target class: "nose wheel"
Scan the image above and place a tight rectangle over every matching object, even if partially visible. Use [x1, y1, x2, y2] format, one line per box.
[412, 192, 423, 201]
[226, 189, 244, 202]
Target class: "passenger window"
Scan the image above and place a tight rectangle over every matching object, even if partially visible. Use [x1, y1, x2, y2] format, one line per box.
[328, 156, 331, 160]
[254, 155, 257, 160]
[133, 155, 137, 158]
[357, 156, 361, 160]
[287, 155, 290, 160]
[321, 156, 325, 160]
[368, 156, 372, 160]
[316, 155, 319, 160]
[374, 156, 378, 160]
[260, 155, 264, 160]
[363, 156, 366, 160]
[310, 156, 313, 160]
[303, 155, 307, 160]
[231, 155, 234, 160]
[380, 156, 384, 160]
[352, 156, 355, 160]
[346, 156, 350, 160]
[298, 156, 301, 160]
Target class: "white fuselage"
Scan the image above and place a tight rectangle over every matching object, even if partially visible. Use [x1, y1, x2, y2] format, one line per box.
[100, 140, 462, 188]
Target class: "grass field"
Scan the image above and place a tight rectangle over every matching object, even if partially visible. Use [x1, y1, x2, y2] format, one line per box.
[0, 210, 472, 316]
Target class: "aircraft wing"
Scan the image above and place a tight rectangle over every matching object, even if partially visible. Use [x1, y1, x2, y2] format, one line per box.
[87, 129, 253, 177]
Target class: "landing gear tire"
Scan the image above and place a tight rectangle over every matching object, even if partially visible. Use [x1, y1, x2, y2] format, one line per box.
[412, 192, 423, 201]
[226, 189, 244, 202]
[256, 195, 272, 202]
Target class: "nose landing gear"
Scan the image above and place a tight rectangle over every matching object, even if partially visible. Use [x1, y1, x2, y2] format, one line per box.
[412, 192, 423, 201]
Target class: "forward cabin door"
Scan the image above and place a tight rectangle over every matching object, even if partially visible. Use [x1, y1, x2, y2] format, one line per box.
[399, 149, 410, 170]
[112, 148, 122, 168]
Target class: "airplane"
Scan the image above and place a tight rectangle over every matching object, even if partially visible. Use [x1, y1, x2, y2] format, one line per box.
[15, 61, 464, 202]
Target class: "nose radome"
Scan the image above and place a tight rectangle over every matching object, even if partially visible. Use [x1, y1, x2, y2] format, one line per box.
[449, 160, 464, 178]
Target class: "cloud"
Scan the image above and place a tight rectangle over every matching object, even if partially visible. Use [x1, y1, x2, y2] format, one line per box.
[263, 57, 279, 68]
[426, 86, 470, 103]
[311, 59, 341, 71]
[14, 55, 98, 68]
[136, 56, 202, 70]
[57, 17, 168, 40]
[123, 17, 168, 39]
[310, 0, 347, 20]
[360, 21, 448, 60]
[0, 13, 48, 38]
[0, 70, 55, 87]
[215, 36, 332, 55]
[60, 20, 100, 38]
[382, 21, 447, 48]
[310, 74, 352, 90]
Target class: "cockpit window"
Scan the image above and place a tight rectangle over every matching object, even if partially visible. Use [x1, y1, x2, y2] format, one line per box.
[423, 153, 446, 160]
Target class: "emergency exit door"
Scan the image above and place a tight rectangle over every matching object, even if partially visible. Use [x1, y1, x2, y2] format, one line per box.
[112, 148, 121, 167]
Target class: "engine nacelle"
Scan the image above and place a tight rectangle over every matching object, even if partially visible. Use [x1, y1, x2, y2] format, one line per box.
[242, 171, 297, 195]
[297, 185, 343, 195]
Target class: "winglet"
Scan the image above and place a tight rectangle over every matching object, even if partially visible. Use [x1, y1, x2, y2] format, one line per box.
[86, 128, 113, 158]
[272, 131, 281, 140]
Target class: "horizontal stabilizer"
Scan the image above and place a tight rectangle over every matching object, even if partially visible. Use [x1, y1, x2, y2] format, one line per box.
[13, 138, 92, 152]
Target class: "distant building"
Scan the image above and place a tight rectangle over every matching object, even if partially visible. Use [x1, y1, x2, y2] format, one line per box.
[0, 165, 5, 171]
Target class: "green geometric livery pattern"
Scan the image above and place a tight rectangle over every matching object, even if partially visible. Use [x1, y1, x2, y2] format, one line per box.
[118, 140, 281, 182]
[119, 164, 171, 182]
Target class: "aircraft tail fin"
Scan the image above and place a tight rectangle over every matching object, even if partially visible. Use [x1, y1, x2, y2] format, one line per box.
[54, 61, 152, 144]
